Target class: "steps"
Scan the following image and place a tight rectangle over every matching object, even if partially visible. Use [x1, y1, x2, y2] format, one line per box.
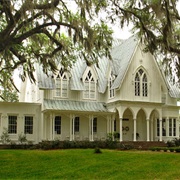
[122, 141, 167, 150]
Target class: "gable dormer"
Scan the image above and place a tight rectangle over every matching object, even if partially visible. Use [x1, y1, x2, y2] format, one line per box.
[54, 67, 70, 98]
[82, 66, 98, 100]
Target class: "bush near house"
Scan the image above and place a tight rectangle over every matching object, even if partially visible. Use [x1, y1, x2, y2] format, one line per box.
[149, 138, 180, 153]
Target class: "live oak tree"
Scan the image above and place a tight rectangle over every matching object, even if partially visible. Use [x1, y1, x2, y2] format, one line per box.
[1, 0, 180, 102]
[0, 0, 113, 100]
[109, 0, 180, 82]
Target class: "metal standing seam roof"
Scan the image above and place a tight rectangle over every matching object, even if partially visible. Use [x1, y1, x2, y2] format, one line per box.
[70, 60, 86, 91]
[36, 35, 180, 99]
[43, 99, 109, 112]
[111, 35, 139, 89]
[36, 66, 55, 90]
[95, 56, 109, 93]
[166, 78, 180, 98]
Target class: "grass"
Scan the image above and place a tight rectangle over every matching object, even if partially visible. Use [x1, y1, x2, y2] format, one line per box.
[0, 149, 180, 179]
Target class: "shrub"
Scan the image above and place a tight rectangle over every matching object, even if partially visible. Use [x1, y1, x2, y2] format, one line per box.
[169, 147, 175, 152]
[166, 140, 175, 147]
[175, 147, 180, 153]
[18, 133, 27, 144]
[0, 127, 11, 144]
[94, 147, 102, 154]
[173, 138, 180, 147]
[149, 147, 156, 151]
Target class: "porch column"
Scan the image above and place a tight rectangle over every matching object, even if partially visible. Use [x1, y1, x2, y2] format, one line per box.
[91, 116, 94, 141]
[88, 116, 91, 141]
[72, 115, 75, 141]
[70, 115, 73, 141]
[146, 119, 150, 142]
[150, 117, 153, 141]
[107, 116, 111, 134]
[166, 117, 169, 138]
[159, 119, 162, 141]
[52, 114, 55, 140]
[50, 114, 53, 140]
[176, 118, 179, 137]
[119, 118, 123, 142]
[112, 119, 115, 141]
[133, 119, 136, 141]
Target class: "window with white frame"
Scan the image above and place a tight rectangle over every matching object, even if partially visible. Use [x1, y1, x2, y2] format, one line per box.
[54, 116, 61, 134]
[157, 119, 160, 136]
[157, 118, 176, 137]
[83, 70, 96, 99]
[114, 119, 116, 132]
[55, 68, 69, 98]
[135, 68, 148, 97]
[8, 115, 17, 134]
[109, 75, 115, 98]
[93, 117, 97, 133]
[169, 118, 176, 136]
[74, 117, 80, 133]
[24, 116, 33, 134]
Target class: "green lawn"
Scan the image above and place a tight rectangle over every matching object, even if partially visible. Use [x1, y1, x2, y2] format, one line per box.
[0, 149, 180, 179]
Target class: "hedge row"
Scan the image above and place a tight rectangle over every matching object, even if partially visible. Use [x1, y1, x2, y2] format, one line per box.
[0, 140, 135, 150]
[37, 140, 134, 150]
[149, 146, 180, 153]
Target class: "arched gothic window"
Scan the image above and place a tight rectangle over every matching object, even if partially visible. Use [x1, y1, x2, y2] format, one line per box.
[84, 70, 96, 99]
[55, 68, 69, 98]
[135, 69, 148, 97]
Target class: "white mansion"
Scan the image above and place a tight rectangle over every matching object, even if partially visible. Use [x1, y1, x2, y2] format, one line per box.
[0, 35, 180, 144]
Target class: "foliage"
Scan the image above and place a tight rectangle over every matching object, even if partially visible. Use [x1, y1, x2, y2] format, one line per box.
[166, 138, 180, 147]
[0, 89, 19, 102]
[94, 147, 102, 154]
[109, 0, 180, 82]
[173, 138, 180, 146]
[18, 133, 27, 144]
[0, 127, 11, 144]
[0, 0, 113, 97]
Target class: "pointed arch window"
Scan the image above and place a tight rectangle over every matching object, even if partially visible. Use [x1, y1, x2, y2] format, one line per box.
[109, 74, 115, 98]
[134, 69, 148, 97]
[83, 70, 96, 99]
[55, 68, 69, 98]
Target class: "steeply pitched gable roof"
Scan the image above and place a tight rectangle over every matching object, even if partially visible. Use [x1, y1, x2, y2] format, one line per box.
[35, 35, 180, 99]
[111, 35, 139, 89]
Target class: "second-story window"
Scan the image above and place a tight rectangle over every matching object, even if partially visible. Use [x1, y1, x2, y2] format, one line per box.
[55, 68, 69, 98]
[84, 70, 96, 99]
[109, 74, 115, 98]
[135, 68, 148, 97]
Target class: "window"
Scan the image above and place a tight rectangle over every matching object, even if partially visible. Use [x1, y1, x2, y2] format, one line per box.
[157, 119, 160, 136]
[84, 70, 96, 99]
[142, 74, 148, 96]
[114, 120, 116, 132]
[24, 116, 33, 134]
[55, 68, 68, 98]
[8, 116, 17, 134]
[173, 119, 176, 136]
[93, 118, 97, 133]
[169, 118, 176, 136]
[135, 68, 148, 97]
[55, 116, 61, 134]
[109, 75, 115, 98]
[162, 118, 166, 136]
[74, 117, 80, 132]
